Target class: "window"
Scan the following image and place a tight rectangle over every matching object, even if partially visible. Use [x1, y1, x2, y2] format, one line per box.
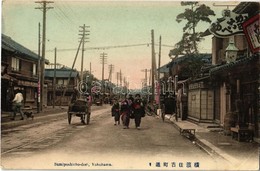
[57, 79, 68, 85]
[33, 63, 37, 76]
[11, 57, 20, 71]
[63, 79, 68, 85]
[57, 79, 63, 85]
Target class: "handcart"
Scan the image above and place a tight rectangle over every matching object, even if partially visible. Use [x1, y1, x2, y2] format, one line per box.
[67, 99, 90, 125]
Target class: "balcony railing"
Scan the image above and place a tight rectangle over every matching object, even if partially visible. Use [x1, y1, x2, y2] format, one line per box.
[10, 68, 38, 79]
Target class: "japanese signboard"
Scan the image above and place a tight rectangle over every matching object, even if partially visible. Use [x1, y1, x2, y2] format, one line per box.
[242, 14, 260, 53]
[209, 11, 248, 38]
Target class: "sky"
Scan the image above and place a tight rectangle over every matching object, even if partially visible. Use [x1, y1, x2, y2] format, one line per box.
[1, 0, 239, 89]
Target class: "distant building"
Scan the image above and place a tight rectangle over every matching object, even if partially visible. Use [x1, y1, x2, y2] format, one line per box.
[45, 64, 80, 106]
[168, 53, 212, 120]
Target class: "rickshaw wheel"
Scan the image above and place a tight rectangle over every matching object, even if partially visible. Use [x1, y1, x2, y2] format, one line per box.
[68, 112, 72, 124]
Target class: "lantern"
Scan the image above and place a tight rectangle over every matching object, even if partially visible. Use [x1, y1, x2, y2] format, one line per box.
[225, 38, 238, 63]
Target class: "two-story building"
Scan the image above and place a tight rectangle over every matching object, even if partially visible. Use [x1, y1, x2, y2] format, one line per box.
[1, 34, 48, 111]
[206, 2, 259, 141]
[45, 64, 80, 106]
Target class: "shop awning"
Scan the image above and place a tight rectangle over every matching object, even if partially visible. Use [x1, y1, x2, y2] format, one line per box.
[1, 74, 18, 81]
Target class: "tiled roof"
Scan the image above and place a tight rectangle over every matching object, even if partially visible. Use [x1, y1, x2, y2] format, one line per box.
[233, 2, 260, 16]
[45, 68, 79, 78]
[209, 54, 259, 75]
[157, 62, 170, 73]
[2, 34, 44, 62]
[168, 53, 212, 68]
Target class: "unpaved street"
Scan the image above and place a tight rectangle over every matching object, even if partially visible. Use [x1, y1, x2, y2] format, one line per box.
[1, 105, 227, 170]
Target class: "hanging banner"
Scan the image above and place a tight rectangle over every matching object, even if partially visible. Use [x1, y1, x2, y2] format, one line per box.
[242, 14, 260, 54]
[209, 11, 248, 38]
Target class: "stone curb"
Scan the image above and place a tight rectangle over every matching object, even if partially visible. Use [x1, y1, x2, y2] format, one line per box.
[166, 116, 235, 165]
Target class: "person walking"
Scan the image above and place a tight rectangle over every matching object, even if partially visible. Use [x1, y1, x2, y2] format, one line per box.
[11, 89, 25, 120]
[132, 94, 144, 130]
[164, 92, 177, 121]
[111, 98, 120, 125]
[71, 87, 79, 104]
[120, 95, 130, 129]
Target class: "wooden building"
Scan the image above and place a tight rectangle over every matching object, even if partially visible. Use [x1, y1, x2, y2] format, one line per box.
[204, 2, 259, 141]
[168, 54, 212, 120]
[45, 64, 80, 106]
[1, 34, 48, 111]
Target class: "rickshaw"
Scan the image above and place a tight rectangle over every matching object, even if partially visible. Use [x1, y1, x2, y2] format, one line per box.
[67, 98, 90, 125]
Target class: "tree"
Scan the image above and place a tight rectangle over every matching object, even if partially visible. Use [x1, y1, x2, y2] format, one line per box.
[169, 2, 215, 58]
[171, 54, 211, 80]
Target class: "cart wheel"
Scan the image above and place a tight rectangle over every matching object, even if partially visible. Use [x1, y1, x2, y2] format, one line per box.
[86, 113, 90, 125]
[81, 115, 86, 124]
[68, 112, 72, 124]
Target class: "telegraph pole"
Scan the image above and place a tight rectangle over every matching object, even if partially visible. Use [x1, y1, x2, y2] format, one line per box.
[100, 52, 107, 92]
[90, 62, 92, 75]
[37, 22, 41, 113]
[53, 47, 57, 108]
[151, 30, 155, 102]
[79, 24, 90, 82]
[108, 64, 114, 82]
[119, 69, 122, 87]
[157, 36, 162, 109]
[108, 64, 114, 95]
[35, 0, 53, 111]
[62, 37, 83, 99]
[116, 72, 119, 87]
[141, 69, 149, 87]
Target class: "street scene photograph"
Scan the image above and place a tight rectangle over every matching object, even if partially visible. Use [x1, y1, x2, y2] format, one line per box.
[1, 0, 259, 170]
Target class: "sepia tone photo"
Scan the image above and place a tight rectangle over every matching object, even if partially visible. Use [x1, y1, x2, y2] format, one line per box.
[1, 0, 259, 170]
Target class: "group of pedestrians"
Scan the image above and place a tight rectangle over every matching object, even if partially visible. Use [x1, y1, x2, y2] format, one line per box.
[111, 94, 145, 130]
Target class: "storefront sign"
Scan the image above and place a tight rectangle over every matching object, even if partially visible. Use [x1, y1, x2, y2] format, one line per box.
[18, 80, 38, 87]
[189, 82, 205, 90]
[242, 14, 260, 53]
[209, 11, 248, 38]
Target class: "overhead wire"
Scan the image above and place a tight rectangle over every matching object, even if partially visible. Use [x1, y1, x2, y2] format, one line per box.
[44, 2, 175, 53]
[51, 2, 78, 33]
[55, 2, 76, 26]
[62, 1, 79, 22]
[44, 43, 174, 52]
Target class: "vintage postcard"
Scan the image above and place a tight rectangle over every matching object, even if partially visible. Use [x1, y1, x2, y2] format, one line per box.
[1, 0, 259, 170]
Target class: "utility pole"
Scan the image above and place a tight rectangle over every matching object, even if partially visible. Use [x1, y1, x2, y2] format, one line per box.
[90, 62, 92, 75]
[62, 37, 83, 99]
[141, 69, 149, 87]
[100, 52, 107, 92]
[119, 69, 122, 87]
[116, 72, 119, 87]
[35, 0, 53, 111]
[157, 36, 162, 109]
[37, 22, 41, 113]
[151, 29, 156, 102]
[53, 47, 57, 108]
[108, 64, 114, 95]
[79, 24, 90, 83]
[123, 77, 126, 87]
[108, 64, 114, 82]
